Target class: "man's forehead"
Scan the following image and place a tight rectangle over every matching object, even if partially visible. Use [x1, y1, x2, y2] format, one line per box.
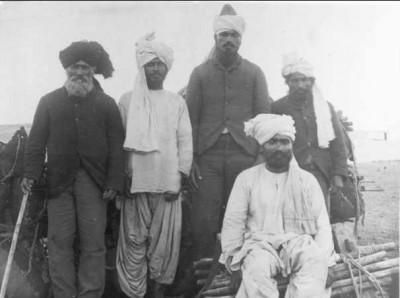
[270, 134, 292, 141]
[72, 60, 91, 67]
[217, 30, 239, 35]
[147, 57, 163, 63]
[287, 72, 312, 80]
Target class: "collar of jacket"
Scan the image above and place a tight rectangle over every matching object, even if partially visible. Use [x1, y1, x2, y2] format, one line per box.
[212, 54, 242, 72]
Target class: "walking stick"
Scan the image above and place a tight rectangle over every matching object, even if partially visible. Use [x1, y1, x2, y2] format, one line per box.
[0, 192, 29, 298]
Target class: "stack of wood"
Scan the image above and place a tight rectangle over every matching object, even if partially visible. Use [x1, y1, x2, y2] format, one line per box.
[195, 242, 398, 298]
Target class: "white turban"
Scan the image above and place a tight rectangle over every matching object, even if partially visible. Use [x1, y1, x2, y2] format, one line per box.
[135, 32, 174, 70]
[281, 53, 335, 148]
[123, 32, 174, 153]
[213, 15, 246, 36]
[281, 52, 314, 78]
[244, 114, 296, 145]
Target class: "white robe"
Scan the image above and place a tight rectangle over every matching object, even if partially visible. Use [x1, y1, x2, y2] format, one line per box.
[220, 164, 335, 298]
[119, 89, 193, 193]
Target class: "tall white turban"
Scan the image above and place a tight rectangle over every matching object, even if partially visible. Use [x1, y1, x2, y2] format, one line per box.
[213, 15, 246, 36]
[281, 53, 335, 148]
[124, 32, 174, 153]
[244, 114, 296, 145]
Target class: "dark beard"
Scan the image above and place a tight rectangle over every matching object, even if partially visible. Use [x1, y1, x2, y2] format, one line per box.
[64, 77, 93, 97]
[265, 150, 293, 169]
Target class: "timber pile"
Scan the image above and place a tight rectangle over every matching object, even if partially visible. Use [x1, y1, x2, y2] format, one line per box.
[195, 242, 399, 298]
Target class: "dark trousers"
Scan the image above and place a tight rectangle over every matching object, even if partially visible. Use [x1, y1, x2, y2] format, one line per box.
[191, 134, 255, 259]
[47, 168, 107, 298]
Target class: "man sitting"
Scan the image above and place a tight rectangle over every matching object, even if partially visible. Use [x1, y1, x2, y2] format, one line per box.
[219, 114, 335, 298]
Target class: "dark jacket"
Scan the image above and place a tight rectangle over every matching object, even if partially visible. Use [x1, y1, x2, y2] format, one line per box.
[23, 87, 125, 197]
[272, 95, 348, 180]
[186, 55, 271, 157]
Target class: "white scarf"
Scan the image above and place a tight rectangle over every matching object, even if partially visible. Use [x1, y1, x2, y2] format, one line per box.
[123, 32, 174, 153]
[282, 53, 335, 148]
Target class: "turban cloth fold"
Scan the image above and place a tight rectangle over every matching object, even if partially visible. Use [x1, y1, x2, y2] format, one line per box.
[213, 15, 246, 36]
[123, 32, 174, 153]
[281, 53, 335, 148]
[59, 41, 114, 78]
[244, 114, 296, 145]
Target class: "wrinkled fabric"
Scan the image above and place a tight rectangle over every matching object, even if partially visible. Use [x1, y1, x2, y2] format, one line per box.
[123, 32, 174, 153]
[220, 163, 335, 268]
[237, 235, 331, 298]
[213, 15, 246, 36]
[244, 114, 296, 145]
[119, 89, 192, 194]
[281, 53, 335, 148]
[116, 193, 182, 298]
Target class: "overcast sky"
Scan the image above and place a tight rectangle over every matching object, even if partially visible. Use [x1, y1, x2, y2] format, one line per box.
[0, 1, 399, 134]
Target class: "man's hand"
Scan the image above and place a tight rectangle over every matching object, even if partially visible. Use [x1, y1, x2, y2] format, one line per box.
[337, 110, 353, 132]
[330, 175, 344, 193]
[102, 189, 117, 201]
[164, 191, 180, 202]
[21, 178, 34, 195]
[229, 270, 242, 292]
[325, 266, 336, 288]
[188, 160, 202, 192]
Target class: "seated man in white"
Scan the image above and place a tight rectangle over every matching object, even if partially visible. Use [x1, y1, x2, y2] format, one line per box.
[219, 114, 335, 298]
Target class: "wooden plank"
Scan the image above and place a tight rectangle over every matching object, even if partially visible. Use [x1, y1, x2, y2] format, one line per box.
[332, 222, 358, 253]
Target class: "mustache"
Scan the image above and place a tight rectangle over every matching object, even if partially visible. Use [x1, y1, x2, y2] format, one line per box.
[223, 42, 235, 47]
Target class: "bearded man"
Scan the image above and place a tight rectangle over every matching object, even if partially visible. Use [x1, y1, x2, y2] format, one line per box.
[220, 114, 335, 298]
[186, 3, 271, 261]
[272, 54, 348, 210]
[116, 33, 192, 298]
[21, 41, 125, 298]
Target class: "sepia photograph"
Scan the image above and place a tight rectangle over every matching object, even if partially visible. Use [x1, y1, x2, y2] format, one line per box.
[0, 1, 399, 297]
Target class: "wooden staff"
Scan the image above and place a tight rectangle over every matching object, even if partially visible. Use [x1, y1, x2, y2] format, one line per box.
[0, 192, 29, 298]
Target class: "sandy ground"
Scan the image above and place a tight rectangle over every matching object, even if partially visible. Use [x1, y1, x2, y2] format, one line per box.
[355, 160, 399, 247]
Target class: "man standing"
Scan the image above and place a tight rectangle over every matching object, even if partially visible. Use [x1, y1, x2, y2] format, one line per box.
[186, 3, 271, 259]
[272, 54, 347, 209]
[220, 114, 335, 298]
[21, 41, 125, 298]
[116, 33, 192, 298]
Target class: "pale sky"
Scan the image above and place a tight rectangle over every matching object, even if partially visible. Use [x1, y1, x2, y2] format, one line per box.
[1, 1, 399, 134]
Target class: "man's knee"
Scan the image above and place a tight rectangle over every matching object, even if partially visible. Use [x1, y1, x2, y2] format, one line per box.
[242, 248, 280, 279]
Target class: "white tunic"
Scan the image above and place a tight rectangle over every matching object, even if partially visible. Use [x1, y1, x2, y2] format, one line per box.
[220, 163, 335, 269]
[119, 89, 193, 193]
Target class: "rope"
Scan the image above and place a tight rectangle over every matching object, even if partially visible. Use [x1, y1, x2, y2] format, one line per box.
[340, 253, 386, 297]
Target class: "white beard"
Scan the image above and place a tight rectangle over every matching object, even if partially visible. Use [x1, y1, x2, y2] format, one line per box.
[64, 77, 94, 97]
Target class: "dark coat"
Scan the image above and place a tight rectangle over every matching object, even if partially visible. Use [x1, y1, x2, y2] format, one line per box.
[186, 55, 271, 157]
[23, 87, 125, 197]
[272, 95, 348, 181]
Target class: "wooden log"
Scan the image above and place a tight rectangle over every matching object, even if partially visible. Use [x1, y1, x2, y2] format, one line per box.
[331, 276, 392, 297]
[203, 286, 232, 297]
[195, 269, 210, 278]
[211, 280, 230, 289]
[331, 267, 398, 289]
[336, 242, 397, 262]
[333, 251, 387, 272]
[194, 258, 214, 270]
[334, 258, 399, 280]
[359, 242, 397, 255]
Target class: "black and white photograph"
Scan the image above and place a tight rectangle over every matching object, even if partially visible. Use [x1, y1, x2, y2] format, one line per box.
[0, 1, 399, 298]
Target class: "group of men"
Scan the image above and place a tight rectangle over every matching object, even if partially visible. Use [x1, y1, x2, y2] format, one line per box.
[20, 3, 348, 298]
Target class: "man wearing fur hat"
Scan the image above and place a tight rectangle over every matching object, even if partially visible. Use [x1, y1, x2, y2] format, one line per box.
[186, 4, 271, 260]
[22, 41, 125, 298]
[272, 54, 348, 210]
